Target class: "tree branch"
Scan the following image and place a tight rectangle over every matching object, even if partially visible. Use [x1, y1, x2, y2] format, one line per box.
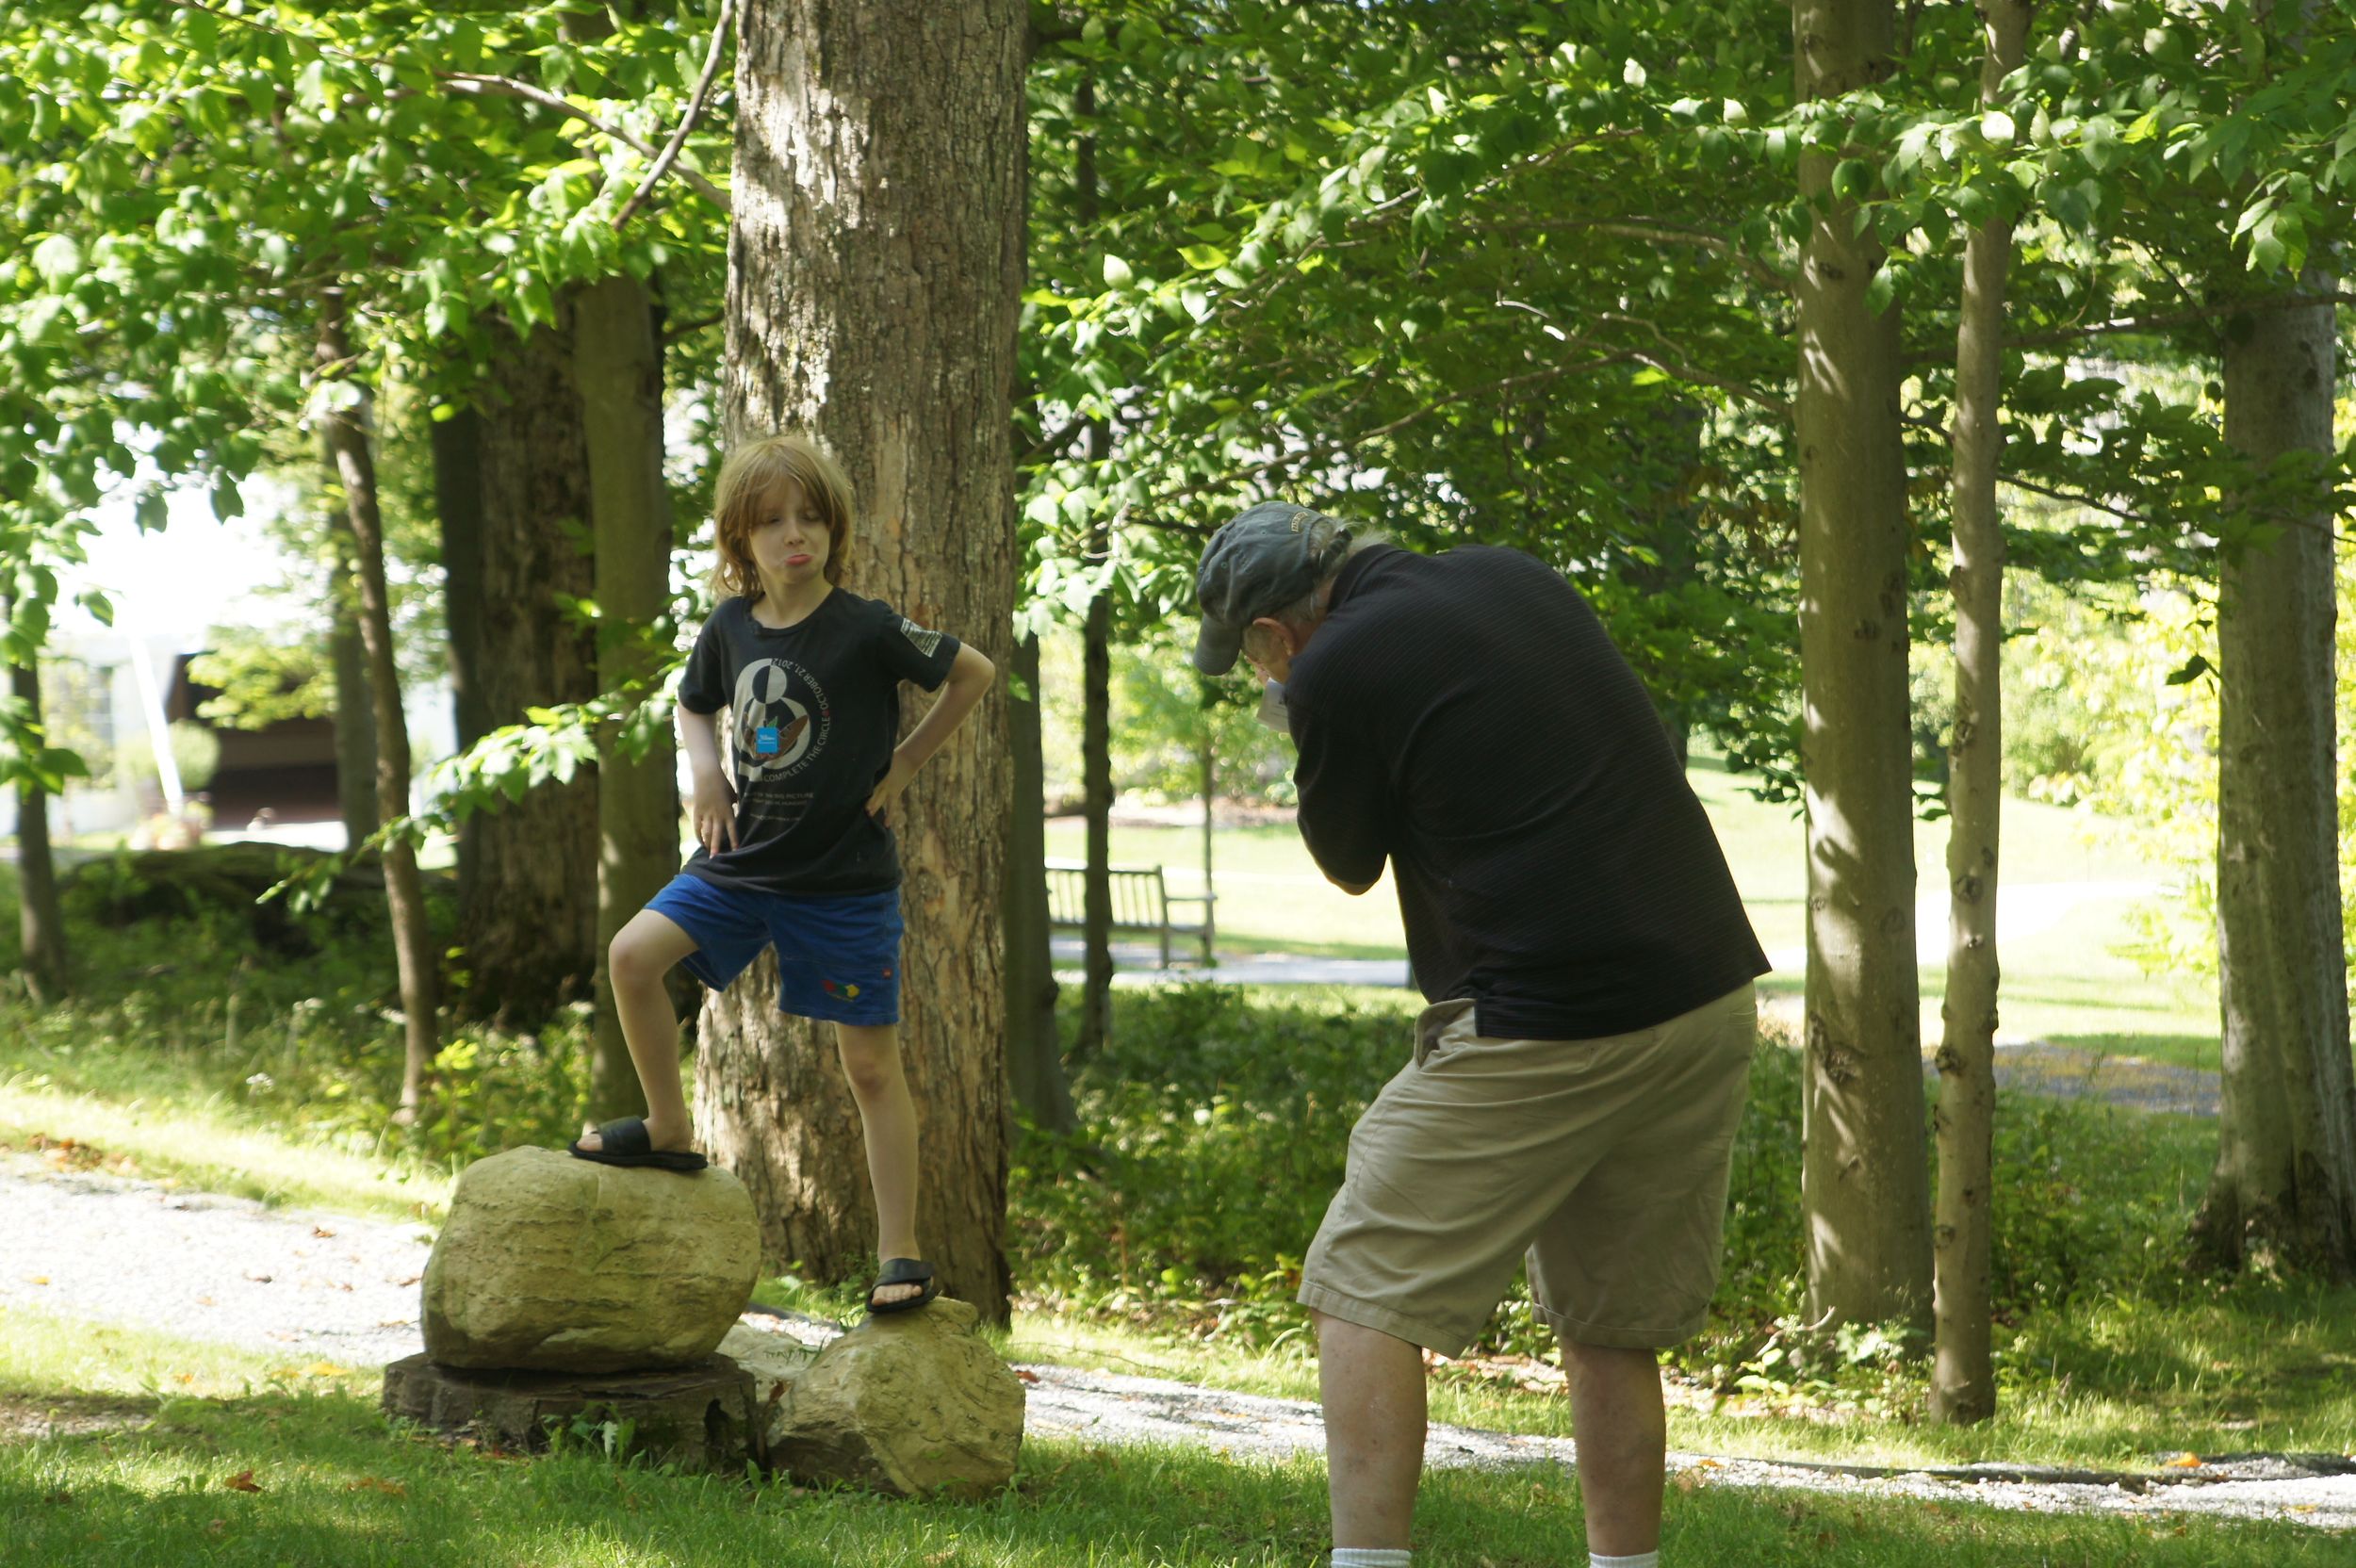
[1465, 216, 1794, 293]
[1975, 291, 2356, 359]
[613, 0, 736, 229]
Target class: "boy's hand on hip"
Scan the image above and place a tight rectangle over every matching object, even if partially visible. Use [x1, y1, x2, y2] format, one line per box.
[693, 775, 737, 855]
[865, 756, 917, 822]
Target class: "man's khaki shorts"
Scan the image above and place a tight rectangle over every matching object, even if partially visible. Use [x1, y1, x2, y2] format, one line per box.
[1297, 984, 1758, 1356]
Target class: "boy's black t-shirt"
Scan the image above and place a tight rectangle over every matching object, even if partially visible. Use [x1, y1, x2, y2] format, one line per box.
[1284, 544, 1769, 1041]
[676, 591, 960, 896]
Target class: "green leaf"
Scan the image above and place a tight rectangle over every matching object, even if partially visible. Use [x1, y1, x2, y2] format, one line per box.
[1864, 265, 1896, 318]
[31, 234, 81, 284]
[1102, 253, 1134, 287]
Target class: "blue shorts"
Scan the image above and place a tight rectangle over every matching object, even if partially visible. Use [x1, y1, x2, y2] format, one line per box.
[644, 874, 903, 1026]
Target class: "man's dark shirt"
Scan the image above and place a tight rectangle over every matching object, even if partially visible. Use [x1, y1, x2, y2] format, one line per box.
[1284, 544, 1769, 1040]
[676, 591, 959, 896]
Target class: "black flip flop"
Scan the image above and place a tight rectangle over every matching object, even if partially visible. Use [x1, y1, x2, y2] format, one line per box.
[567, 1117, 709, 1172]
[866, 1256, 941, 1315]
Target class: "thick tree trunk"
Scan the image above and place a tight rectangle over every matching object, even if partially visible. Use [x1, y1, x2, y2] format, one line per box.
[1005, 632, 1074, 1133]
[711, 0, 1024, 1320]
[1078, 585, 1114, 1054]
[575, 272, 681, 1124]
[1932, 0, 2030, 1427]
[461, 309, 601, 1021]
[8, 621, 67, 1001]
[431, 407, 485, 891]
[2201, 260, 2356, 1280]
[318, 288, 438, 1116]
[1793, 0, 1932, 1332]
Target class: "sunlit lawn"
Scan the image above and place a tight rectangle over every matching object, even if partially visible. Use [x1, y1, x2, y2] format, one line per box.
[1048, 751, 2217, 1056]
[6, 1305, 2349, 1567]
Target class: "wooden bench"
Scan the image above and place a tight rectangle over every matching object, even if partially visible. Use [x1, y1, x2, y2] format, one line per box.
[1043, 859, 1214, 969]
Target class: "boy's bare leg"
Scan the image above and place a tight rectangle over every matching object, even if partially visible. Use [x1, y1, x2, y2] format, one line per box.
[1560, 1340, 1667, 1558]
[575, 908, 702, 1152]
[1312, 1309, 1426, 1550]
[835, 1021, 923, 1305]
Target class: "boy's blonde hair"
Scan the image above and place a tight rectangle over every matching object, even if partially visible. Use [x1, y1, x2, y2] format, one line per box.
[710, 433, 857, 599]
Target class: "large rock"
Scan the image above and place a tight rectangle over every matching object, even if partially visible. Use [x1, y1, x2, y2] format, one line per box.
[422, 1147, 761, 1372]
[727, 1300, 1025, 1496]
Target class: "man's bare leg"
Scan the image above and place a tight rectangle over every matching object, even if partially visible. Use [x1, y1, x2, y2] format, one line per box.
[575, 908, 701, 1152]
[1561, 1340, 1667, 1559]
[1313, 1309, 1427, 1551]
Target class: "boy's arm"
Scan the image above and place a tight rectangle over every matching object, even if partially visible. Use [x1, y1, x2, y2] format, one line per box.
[866, 642, 995, 819]
[678, 705, 736, 851]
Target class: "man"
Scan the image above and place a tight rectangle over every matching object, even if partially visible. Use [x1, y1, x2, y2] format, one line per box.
[1191, 502, 1769, 1568]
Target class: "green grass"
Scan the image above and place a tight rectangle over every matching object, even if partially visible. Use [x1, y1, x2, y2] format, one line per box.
[1053, 750, 2217, 1056]
[3, 1306, 2345, 1567]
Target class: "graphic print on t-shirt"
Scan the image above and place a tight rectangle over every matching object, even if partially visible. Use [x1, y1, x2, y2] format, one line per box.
[732, 657, 832, 789]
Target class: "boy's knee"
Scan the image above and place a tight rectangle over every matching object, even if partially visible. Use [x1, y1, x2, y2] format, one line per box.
[609, 930, 664, 986]
[836, 1028, 902, 1093]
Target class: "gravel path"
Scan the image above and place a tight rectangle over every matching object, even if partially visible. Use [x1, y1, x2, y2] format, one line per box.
[4, 1152, 2348, 1533]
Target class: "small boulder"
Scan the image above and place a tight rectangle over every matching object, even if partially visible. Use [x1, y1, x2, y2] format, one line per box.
[753, 1299, 1025, 1497]
[422, 1147, 761, 1372]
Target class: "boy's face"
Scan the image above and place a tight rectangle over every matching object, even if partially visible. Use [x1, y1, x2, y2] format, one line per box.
[749, 477, 830, 586]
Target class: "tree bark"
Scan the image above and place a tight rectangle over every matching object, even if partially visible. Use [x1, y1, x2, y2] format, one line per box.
[1078, 583, 1114, 1054]
[1005, 632, 1075, 1133]
[318, 287, 439, 1117]
[327, 567, 378, 850]
[1932, 0, 2031, 1427]
[2201, 246, 2356, 1278]
[575, 272, 682, 1123]
[1071, 73, 1114, 1057]
[461, 307, 602, 1021]
[710, 0, 1024, 1320]
[1793, 0, 1932, 1332]
[8, 615, 67, 1001]
[431, 406, 484, 891]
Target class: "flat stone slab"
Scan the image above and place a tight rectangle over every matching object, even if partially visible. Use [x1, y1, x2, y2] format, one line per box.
[381, 1352, 759, 1473]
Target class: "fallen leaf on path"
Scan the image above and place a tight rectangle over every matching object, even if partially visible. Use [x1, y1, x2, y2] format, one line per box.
[2165, 1454, 2204, 1468]
[312, 1226, 336, 1238]
[221, 1471, 262, 1493]
[25, 1277, 48, 1286]
[1014, 1368, 1039, 1383]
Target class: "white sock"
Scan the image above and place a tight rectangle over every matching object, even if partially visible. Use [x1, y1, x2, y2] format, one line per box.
[1330, 1551, 1412, 1568]
[1591, 1553, 1659, 1568]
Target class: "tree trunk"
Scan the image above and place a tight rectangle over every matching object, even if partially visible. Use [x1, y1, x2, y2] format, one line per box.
[318, 287, 438, 1117]
[1005, 632, 1074, 1133]
[1932, 0, 2030, 1427]
[2201, 251, 2356, 1279]
[8, 617, 67, 1001]
[462, 308, 601, 1021]
[711, 0, 1025, 1320]
[1793, 0, 1932, 1332]
[431, 406, 485, 893]
[1078, 584, 1115, 1053]
[327, 565, 378, 850]
[1071, 74, 1115, 1057]
[575, 272, 682, 1124]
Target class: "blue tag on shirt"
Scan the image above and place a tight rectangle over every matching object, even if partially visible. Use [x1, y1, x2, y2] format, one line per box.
[755, 726, 781, 755]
